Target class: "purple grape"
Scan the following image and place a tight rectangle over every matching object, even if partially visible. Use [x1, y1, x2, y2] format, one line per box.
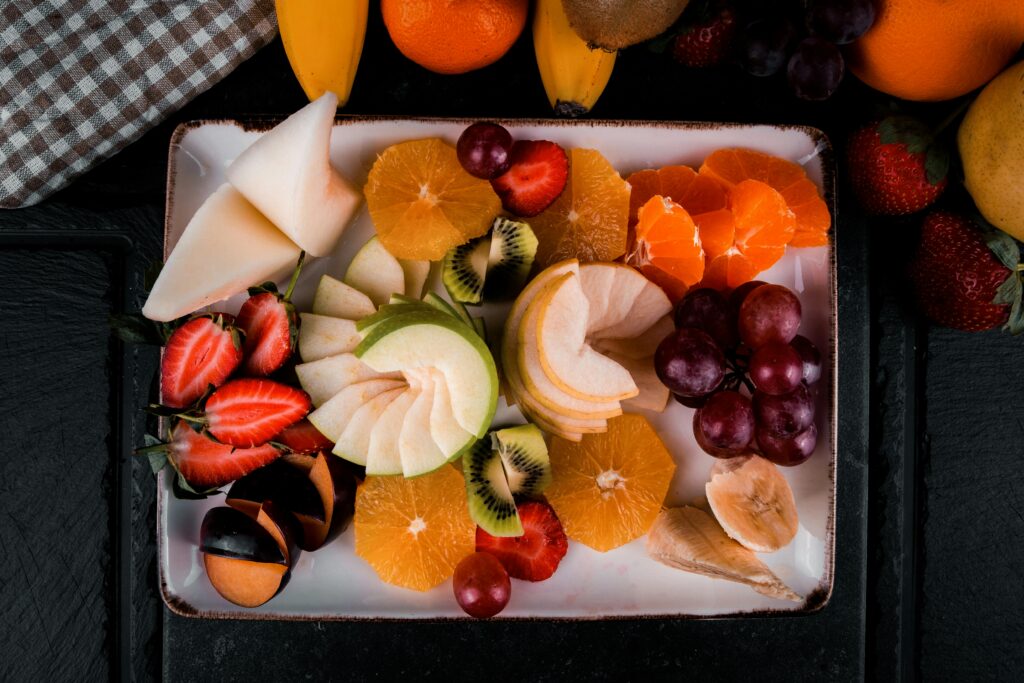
[728, 280, 766, 315]
[739, 18, 797, 77]
[787, 37, 845, 101]
[757, 422, 817, 466]
[693, 391, 754, 458]
[654, 328, 726, 397]
[753, 383, 814, 438]
[790, 335, 822, 384]
[673, 288, 738, 348]
[749, 342, 803, 395]
[457, 122, 513, 179]
[806, 0, 876, 45]
[738, 284, 802, 349]
[674, 392, 711, 409]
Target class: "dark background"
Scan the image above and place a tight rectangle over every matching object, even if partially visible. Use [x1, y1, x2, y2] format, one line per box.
[2, 4, 1022, 681]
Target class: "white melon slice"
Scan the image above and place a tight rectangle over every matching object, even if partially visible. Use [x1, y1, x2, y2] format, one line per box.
[225, 92, 360, 257]
[426, 369, 476, 457]
[579, 263, 648, 334]
[295, 352, 401, 406]
[343, 236, 406, 307]
[596, 279, 672, 340]
[312, 275, 376, 320]
[398, 373, 450, 476]
[143, 184, 301, 321]
[592, 315, 675, 360]
[333, 387, 404, 465]
[613, 353, 670, 413]
[298, 313, 360, 362]
[308, 378, 407, 441]
[399, 259, 431, 299]
[366, 387, 419, 475]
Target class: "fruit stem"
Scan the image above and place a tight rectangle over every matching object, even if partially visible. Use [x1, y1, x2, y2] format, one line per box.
[284, 251, 306, 301]
[931, 98, 973, 137]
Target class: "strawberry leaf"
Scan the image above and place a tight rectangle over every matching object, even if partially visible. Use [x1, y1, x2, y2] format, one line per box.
[109, 313, 175, 345]
[173, 474, 220, 500]
[136, 434, 169, 475]
[1000, 276, 1024, 335]
[878, 116, 932, 154]
[247, 281, 280, 297]
[983, 228, 1020, 272]
[924, 145, 950, 186]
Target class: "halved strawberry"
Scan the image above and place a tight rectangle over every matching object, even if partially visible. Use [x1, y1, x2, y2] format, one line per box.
[235, 254, 305, 376]
[490, 140, 568, 217]
[161, 313, 243, 408]
[149, 420, 281, 490]
[274, 419, 334, 454]
[203, 378, 311, 448]
[475, 501, 568, 581]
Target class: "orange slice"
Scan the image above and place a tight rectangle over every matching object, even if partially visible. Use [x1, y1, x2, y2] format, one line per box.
[699, 148, 831, 247]
[627, 195, 705, 301]
[364, 138, 501, 260]
[529, 148, 630, 267]
[354, 466, 475, 591]
[545, 414, 676, 552]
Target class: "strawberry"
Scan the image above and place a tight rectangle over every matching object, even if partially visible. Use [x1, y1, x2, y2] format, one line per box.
[143, 420, 281, 490]
[161, 313, 243, 408]
[847, 116, 949, 215]
[475, 501, 568, 581]
[671, 5, 736, 68]
[235, 253, 305, 376]
[274, 419, 334, 454]
[200, 378, 311, 448]
[908, 210, 1023, 333]
[490, 140, 568, 217]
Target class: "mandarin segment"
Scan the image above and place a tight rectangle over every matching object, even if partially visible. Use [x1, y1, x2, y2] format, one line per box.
[545, 414, 676, 552]
[354, 466, 475, 591]
[364, 138, 501, 260]
[628, 195, 705, 300]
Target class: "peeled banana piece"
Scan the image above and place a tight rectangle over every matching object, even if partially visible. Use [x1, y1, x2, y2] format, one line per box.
[646, 506, 801, 602]
[705, 455, 799, 553]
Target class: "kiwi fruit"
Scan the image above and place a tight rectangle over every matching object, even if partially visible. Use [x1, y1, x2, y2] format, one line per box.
[483, 218, 539, 301]
[463, 438, 523, 537]
[491, 424, 551, 496]
[563, 0, 690, 50]
[442, 234, 489, 304]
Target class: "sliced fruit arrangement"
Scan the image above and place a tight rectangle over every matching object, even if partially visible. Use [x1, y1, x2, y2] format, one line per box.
[442, 217, 538, 305]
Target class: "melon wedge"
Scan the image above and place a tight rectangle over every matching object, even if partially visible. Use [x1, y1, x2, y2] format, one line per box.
[398, 373, 450, 476]
[333, 387, 404, 465]
[344, 236, 406, 307]
[366, 387, 418, 475]
[295, 352, 401, 407]
[225, 92, 360, 257]
[298, 313, 360, 362]
[312, 275, 375, 320]
[308, 378, 407, 441]
[143, 184, 301, 321]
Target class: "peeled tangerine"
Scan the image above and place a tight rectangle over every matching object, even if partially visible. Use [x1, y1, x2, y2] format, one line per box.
[705, 455, 799, 553]
[226, 92, 360, 257]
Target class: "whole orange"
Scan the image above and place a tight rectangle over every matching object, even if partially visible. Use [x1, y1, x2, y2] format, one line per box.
[381, 0, 528, 75]
[847, 0, 1024, 101]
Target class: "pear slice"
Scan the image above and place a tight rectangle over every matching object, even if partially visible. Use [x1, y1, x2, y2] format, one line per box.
[298, 313, 360, 362]
[343, 236, 406, 307]
[425, 368, 476, 456]
[592, 315, 674, 360]
[611, 353, 670, 413]
[646, 506, 801, 603]
[534, 273, 638, 402]
[333, 387, 404, 465]
[312, 275, 376, 320]
[366, 387, 419, 476]
[398, 372, 450, 476]
[143, 184, 301, 321]
[308, 378, 407, 441]
[295, 352, 402, 407]
[399, 258, 431, 299]
[225, 92, 360, 257]
[579, 262, 648, 334]
[705, 455, 799, 553]
[504, 358, 607, 432]
[596, 278, 672, 340]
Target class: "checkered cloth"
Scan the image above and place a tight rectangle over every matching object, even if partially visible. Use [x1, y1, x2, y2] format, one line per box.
[0, 0, 277, 208]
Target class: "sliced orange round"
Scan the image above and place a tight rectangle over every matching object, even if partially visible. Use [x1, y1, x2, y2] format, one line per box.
[364, 138, 501, 260]
[529, 148, 630, 267]
[699, 148, 831, 247]
[545, 413, 676, 552]
[354, 466, 475, 591]
[627, 195, 705, 301]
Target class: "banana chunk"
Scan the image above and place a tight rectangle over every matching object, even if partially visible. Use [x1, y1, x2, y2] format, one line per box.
[706, 455, 799, 553]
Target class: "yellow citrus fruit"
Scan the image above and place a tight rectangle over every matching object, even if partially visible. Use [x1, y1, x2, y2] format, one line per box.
[529, 148, 630, 267]
[364, 138, 501, 260]
[354, 466, 475, 591]
[545, 413, 676, 552]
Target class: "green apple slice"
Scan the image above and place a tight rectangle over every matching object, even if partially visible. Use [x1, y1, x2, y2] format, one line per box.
[356, 301, 437, 333]
[312, 275, 376, 320]
[344, 236, 406, 307]
[422, 292, 461, 320]
[309, 378, 407, 441]
[426, 368, 476, 456]
[333, 387, 404, 465]
[366, 387, 418, 475]
[397, 372, 449, 477]
[356, 310, 497, 438]
[298, 313, 361, 362]
[295, 352, 402, 407]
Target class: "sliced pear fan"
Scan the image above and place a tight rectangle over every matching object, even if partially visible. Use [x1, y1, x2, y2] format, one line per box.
[343, 236, 407, 307]
[398, 372, 451, 476]
[705, 455, 799, 553]
[312, 275, 376, 320]
[333, 387, 404, 466]
[578, 262, 650, 334]
[295, 352, 402, 407]
[298, 313, 360, 362]
[366, 387, 419, 475]
[308, 378, 407, 441]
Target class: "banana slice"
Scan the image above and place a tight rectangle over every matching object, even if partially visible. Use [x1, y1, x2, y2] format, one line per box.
[646, 506, 801, 602]
[705, 455, 799, 553]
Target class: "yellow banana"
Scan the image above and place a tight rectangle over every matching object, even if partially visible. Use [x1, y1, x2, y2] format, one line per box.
[533, 0, 616, 117]
[275, 0, 368, 107]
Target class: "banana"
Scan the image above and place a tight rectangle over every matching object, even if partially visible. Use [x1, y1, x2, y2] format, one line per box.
[276, 0, 369, 106]
[533, 0, 617, 117]
[646, 506, 801, 602]
[705, 455, 799, 553]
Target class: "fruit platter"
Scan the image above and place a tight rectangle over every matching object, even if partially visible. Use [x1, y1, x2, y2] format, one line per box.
[147, 95, 836, 619]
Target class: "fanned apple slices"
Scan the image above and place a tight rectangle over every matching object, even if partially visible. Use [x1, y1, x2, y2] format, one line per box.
[501, 260, 673, 441]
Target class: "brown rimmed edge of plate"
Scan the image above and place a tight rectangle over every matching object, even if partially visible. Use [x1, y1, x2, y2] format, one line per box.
[158, 116, 838, 622]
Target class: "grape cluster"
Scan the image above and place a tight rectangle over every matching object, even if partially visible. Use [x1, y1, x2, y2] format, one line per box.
[738, 0, 875, 101]
[654, 282, 823, 467]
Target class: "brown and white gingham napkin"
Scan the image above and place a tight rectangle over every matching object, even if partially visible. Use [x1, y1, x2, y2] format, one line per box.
[0, 0, 278, 208]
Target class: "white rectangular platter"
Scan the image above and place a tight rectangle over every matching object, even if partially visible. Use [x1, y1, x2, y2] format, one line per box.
[159, 117, 837, 620]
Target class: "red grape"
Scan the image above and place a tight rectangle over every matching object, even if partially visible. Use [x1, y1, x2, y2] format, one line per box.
[753, 382, 814, 438]
[749, 342, 803, 395]
[738, 284, 802, 349]
[674, 288, 738, 348]
[453, 551, 511, 618]
[693, 391, 754, 458]
[655, 328, 726, 397]
[457, 122, 513, 179]
[787, 37, 845, 101]
[790, 335, 822, 385]
[739, 18, 797, 77]
[729, 280, 766, 314]
[806, 0, 875, 45]
[757, 422, 817, 466]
